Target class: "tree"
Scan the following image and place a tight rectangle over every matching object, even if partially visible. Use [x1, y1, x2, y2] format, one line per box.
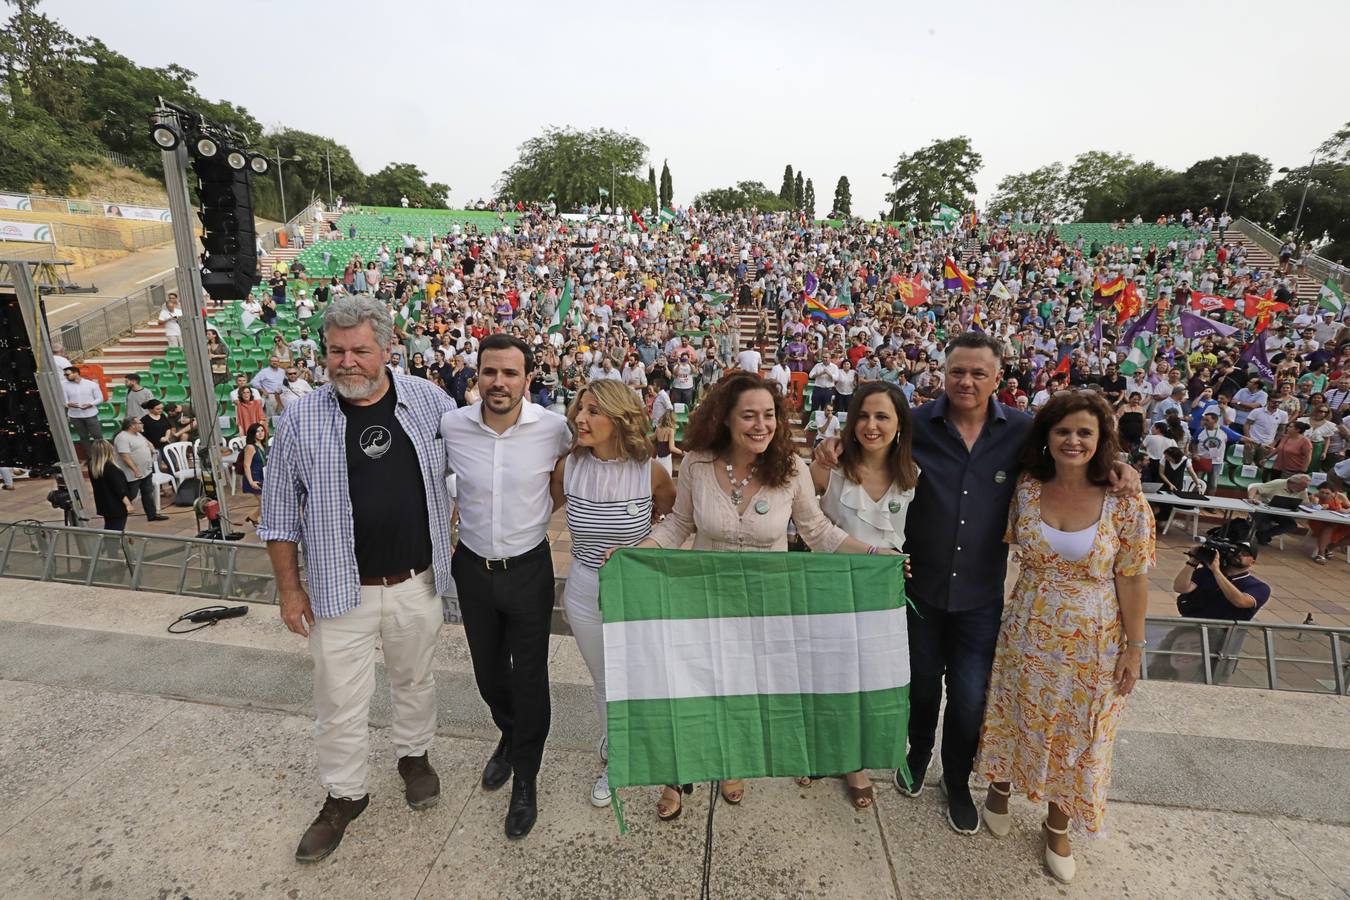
[497, 125, 649, 210]
[779, 164, 795, 205]
[647, 165, 657, 210]
[794, 171, 804, 210]
[988, 163, 1073, 221]
[831, 175, 852, 217]
[1271, 159, 1350, 263]
[0, 0, 83, 121]
[251, 128, 366, 221]
[1062, 151, 1139, 220]
[804, 178, 815, 219]
[659, 159, 672, 209]
[365, 163, 448, 208]
[694, 180, 791, 213]
[884, 136, 982, 221]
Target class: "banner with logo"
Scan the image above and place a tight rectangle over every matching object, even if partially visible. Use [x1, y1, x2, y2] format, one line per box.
[103, 203, 171, 222]
[0, 220, 54, 243]
[0, 194, 33, 211]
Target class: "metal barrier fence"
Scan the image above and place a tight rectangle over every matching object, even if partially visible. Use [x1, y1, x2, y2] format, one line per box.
[58, 277, 176, 357]
[1, 520, 1345, 694]
[50, 220, 174, 251]
[1235, 216, 1350, 289]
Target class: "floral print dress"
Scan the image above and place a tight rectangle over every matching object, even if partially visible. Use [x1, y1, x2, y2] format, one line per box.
[975, 476, 1155, 837]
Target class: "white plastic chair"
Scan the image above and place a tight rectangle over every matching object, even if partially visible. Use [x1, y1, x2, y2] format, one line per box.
[161, 440, 199, 491]
[220, 436, 246, 494]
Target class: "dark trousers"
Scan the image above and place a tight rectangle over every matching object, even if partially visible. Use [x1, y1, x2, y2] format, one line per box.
[70, 416, 101, 446]
[905, 599, 1003, 789]
[103, 514, 127, 532]
[1253, 512, 1295, 543]
[130, 475, 158, 518]
[451, 541, 555, 780]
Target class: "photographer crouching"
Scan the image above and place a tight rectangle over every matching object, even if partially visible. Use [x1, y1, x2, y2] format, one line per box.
[1172, 537, 1270, 622]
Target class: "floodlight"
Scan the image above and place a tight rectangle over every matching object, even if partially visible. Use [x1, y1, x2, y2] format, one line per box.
[150, 123, 181, 150]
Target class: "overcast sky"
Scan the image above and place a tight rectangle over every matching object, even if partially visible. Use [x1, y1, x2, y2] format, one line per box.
[46, 0, 1350, 216]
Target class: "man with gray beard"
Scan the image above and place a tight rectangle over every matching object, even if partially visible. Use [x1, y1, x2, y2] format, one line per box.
[259, 297, 457, 863]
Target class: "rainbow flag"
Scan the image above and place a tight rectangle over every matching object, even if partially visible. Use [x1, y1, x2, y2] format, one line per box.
[943, 258, 973, 292]
[806, 295, 851, 321]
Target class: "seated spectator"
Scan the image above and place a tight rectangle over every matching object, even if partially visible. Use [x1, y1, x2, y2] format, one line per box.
[1247, 473, 1314, 545]
[1305, 484, 1350, 564]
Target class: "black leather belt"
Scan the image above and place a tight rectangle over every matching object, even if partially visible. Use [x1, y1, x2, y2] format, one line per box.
[359, 566, 428, 587]
[458, 540, 549, 571]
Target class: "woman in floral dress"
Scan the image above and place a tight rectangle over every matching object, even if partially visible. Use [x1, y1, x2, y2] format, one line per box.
[976, 391, 1154, 884]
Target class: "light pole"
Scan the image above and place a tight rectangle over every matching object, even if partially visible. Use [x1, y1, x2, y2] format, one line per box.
[1221, 157, 1240, 217]
[1278, 150, 1319, 244]
[324, 148, 333, 206]
[269, 149, 303, 221]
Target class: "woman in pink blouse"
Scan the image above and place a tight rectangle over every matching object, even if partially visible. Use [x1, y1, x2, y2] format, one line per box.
[636, 372, 898, 820]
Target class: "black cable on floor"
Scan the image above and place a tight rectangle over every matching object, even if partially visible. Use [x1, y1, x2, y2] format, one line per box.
[167, 604, 248, 633]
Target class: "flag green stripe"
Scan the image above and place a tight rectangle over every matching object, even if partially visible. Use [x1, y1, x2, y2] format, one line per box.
[607, 686, 910, 789]
[600, 549, 905, 623]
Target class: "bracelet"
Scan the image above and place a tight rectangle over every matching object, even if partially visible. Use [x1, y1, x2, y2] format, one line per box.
[1125, 639, 1147, 649]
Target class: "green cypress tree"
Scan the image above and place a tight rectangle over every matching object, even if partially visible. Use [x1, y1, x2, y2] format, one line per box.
[832, 176, 852, 217]
[779, 164, 795, 204]
[804, 178, 816, 219]
[794, 171, 805, 210]
[648, 165, 658, 210]
[660, 159, 673, 209]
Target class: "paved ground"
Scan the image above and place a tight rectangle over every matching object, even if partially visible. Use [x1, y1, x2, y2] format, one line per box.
[1, 582, 1348, 899]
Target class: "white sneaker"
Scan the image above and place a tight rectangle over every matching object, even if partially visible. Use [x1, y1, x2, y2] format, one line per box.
[599, 735, 608, 764]
[590, 771, 612, 808]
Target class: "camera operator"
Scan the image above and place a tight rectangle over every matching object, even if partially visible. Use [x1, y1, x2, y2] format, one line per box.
[1172, 540, 1270, 622]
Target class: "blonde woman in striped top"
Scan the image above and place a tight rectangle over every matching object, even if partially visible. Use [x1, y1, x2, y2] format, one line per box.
[548, 379, 676, 809]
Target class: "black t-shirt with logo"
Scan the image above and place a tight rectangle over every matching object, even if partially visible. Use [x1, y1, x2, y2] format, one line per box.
[338, 375, 433, 579]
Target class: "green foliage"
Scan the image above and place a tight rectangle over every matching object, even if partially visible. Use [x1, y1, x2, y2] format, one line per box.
[694, 180, 792, 213]
[1062, 151, 1136, 219]
[793, 171, 804, 210]
[779, 165, 794, 205]
[497, 125, 649, 210]
[989, 163, 1072, 221]
[0, 98, 97, 192]
[647, 165, 657, 209]
[831, 175, 852, 217]
[803, 178, 815, 219]
[884, 136, 982, 221]
[1272, 160, 1350, 263]
[659, 159, 672, 209]
[248, 129, 367, 220]
[365, 163, 449, 209]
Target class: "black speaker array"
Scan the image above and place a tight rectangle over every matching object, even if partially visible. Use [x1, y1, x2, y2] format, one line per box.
[0, 291, 58, 469]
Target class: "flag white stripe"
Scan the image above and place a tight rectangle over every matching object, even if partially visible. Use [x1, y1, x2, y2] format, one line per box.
[604, 608, 910, 703]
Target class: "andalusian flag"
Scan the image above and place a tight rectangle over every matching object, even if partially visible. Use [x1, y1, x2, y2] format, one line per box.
[601, 550, 910, 791]
[1119, 335, 1156, 376]
[1319, 278, 1345, 315]
[943, 257, 974, 292]
[547, 278, 574, 334]
[659, 206, 676, 225]
[989, 279, 1012, 302]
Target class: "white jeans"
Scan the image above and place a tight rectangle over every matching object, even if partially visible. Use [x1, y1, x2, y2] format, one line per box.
[310, 568, 441, 799]
[561, 562, 606, 735]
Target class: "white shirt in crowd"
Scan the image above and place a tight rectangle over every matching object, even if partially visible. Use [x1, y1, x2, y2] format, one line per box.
[1245, 407, 1287, 446]
[159, 304, 182, 337]
[767, 363, 792, 395]
[809, 361, 838, 389]
[440, 399, 571, 559]
[735, 348, 761, 373]
[63, 376, 103, 418]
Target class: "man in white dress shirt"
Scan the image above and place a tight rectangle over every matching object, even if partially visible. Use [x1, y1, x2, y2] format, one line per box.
[440, 333, 570, 840]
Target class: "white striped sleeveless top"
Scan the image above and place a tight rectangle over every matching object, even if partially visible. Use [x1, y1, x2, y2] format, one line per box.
[564, 451, 653, 570]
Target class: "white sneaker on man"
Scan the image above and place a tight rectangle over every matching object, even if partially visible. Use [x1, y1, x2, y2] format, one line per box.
[591, 770, 612, 808]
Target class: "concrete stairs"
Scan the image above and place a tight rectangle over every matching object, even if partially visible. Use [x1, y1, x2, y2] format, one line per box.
[1214, 228, 1322, 308]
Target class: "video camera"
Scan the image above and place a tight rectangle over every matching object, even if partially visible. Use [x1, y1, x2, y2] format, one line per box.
[1187, 536, 1247, 569]
[45, 470, 71, 513]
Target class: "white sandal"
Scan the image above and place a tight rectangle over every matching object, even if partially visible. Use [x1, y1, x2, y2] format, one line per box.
[1042, 819, 1076, 884]
[982, 783, 1012, 838]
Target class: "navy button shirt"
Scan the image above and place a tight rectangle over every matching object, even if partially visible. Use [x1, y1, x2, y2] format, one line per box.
[904, 395, 1032, 611]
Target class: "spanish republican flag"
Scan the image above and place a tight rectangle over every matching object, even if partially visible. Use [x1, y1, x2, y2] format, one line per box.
[1093, 274, 1126, 305]
[1115, 280, 1143, 324]
[895, 276, 930, 308]
[943, 258, 973, 292]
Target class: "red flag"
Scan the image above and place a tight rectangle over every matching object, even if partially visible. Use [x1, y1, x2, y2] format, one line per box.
[631, 211, 649, 233]
[1115, 281, 1143, 324]
[1051, 352, 1071, 378]
[1191, 291, 1235, 313]
[895, 276, 930, 308]
[1241, 289, 1288, 320]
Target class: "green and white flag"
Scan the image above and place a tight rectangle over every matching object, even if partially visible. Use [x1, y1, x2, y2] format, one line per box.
[547, 278, 573, 334]
[600, 550, 910, 792]
[1119, 335, 1156, 375]
[597, 187, 610, 198]
[1318, 278, 1345, 315]
[938, 203, 959, 223]
[659, 206, 675, 224]
[989, 279, 1012, 301]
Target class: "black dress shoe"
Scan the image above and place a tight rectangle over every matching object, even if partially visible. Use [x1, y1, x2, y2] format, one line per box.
[148, 515, 170, 522]
[295, 794, 369, 863]
[398, 752, 440, 810]
[505, 776, 537, 839]
[481, 736, 511, 791]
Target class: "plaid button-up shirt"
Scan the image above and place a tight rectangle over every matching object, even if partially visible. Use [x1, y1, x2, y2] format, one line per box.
[258, 374, 456, 618]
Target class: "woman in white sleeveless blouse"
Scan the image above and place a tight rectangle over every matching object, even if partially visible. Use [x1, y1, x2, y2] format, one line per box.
[548, 380, 675, 809]
[809, 381, 920, 810]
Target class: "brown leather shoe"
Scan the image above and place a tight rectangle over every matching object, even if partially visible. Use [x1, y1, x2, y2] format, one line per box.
[295, 794, 369, 863]
[398, 753, 440, 810]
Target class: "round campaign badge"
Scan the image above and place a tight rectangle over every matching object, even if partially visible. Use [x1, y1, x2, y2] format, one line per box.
[888, 499, 903, 513]
[994, 470, 1007, 484]
[754, 499, 770, 515]
[626, 501, 640, 517]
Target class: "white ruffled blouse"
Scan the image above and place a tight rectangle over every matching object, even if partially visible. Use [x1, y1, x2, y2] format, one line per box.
[819, 468, 918, 552]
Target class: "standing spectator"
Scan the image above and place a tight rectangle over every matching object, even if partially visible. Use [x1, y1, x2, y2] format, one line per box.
[123, 373, 155, 421]
[280, 366, 315, 408]
[139, 399, 172, 448]
[87, 439, 133, 531]
[669, 355, 696, 407]
[1271, 421, 1313, 479]
[238, 421, 267, 527]
[113, 417, 168, 523]
[62, 366, 103, 447]
[251, 356, 287, 416]
[1243, 395, 1288, 466]
[235, 386, 265, 437]
[159, 293, 183, 348]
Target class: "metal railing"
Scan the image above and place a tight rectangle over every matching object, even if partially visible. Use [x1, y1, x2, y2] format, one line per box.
[1234, 216, 1350, 289]
[59, 276, 177, 357]
[49, 220, 174, 252]
[0, 520, 1344, 693]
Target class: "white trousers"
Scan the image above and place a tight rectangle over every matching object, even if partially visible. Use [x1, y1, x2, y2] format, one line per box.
[310, 568, 441, 799]
[561, 562, 606, 736]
